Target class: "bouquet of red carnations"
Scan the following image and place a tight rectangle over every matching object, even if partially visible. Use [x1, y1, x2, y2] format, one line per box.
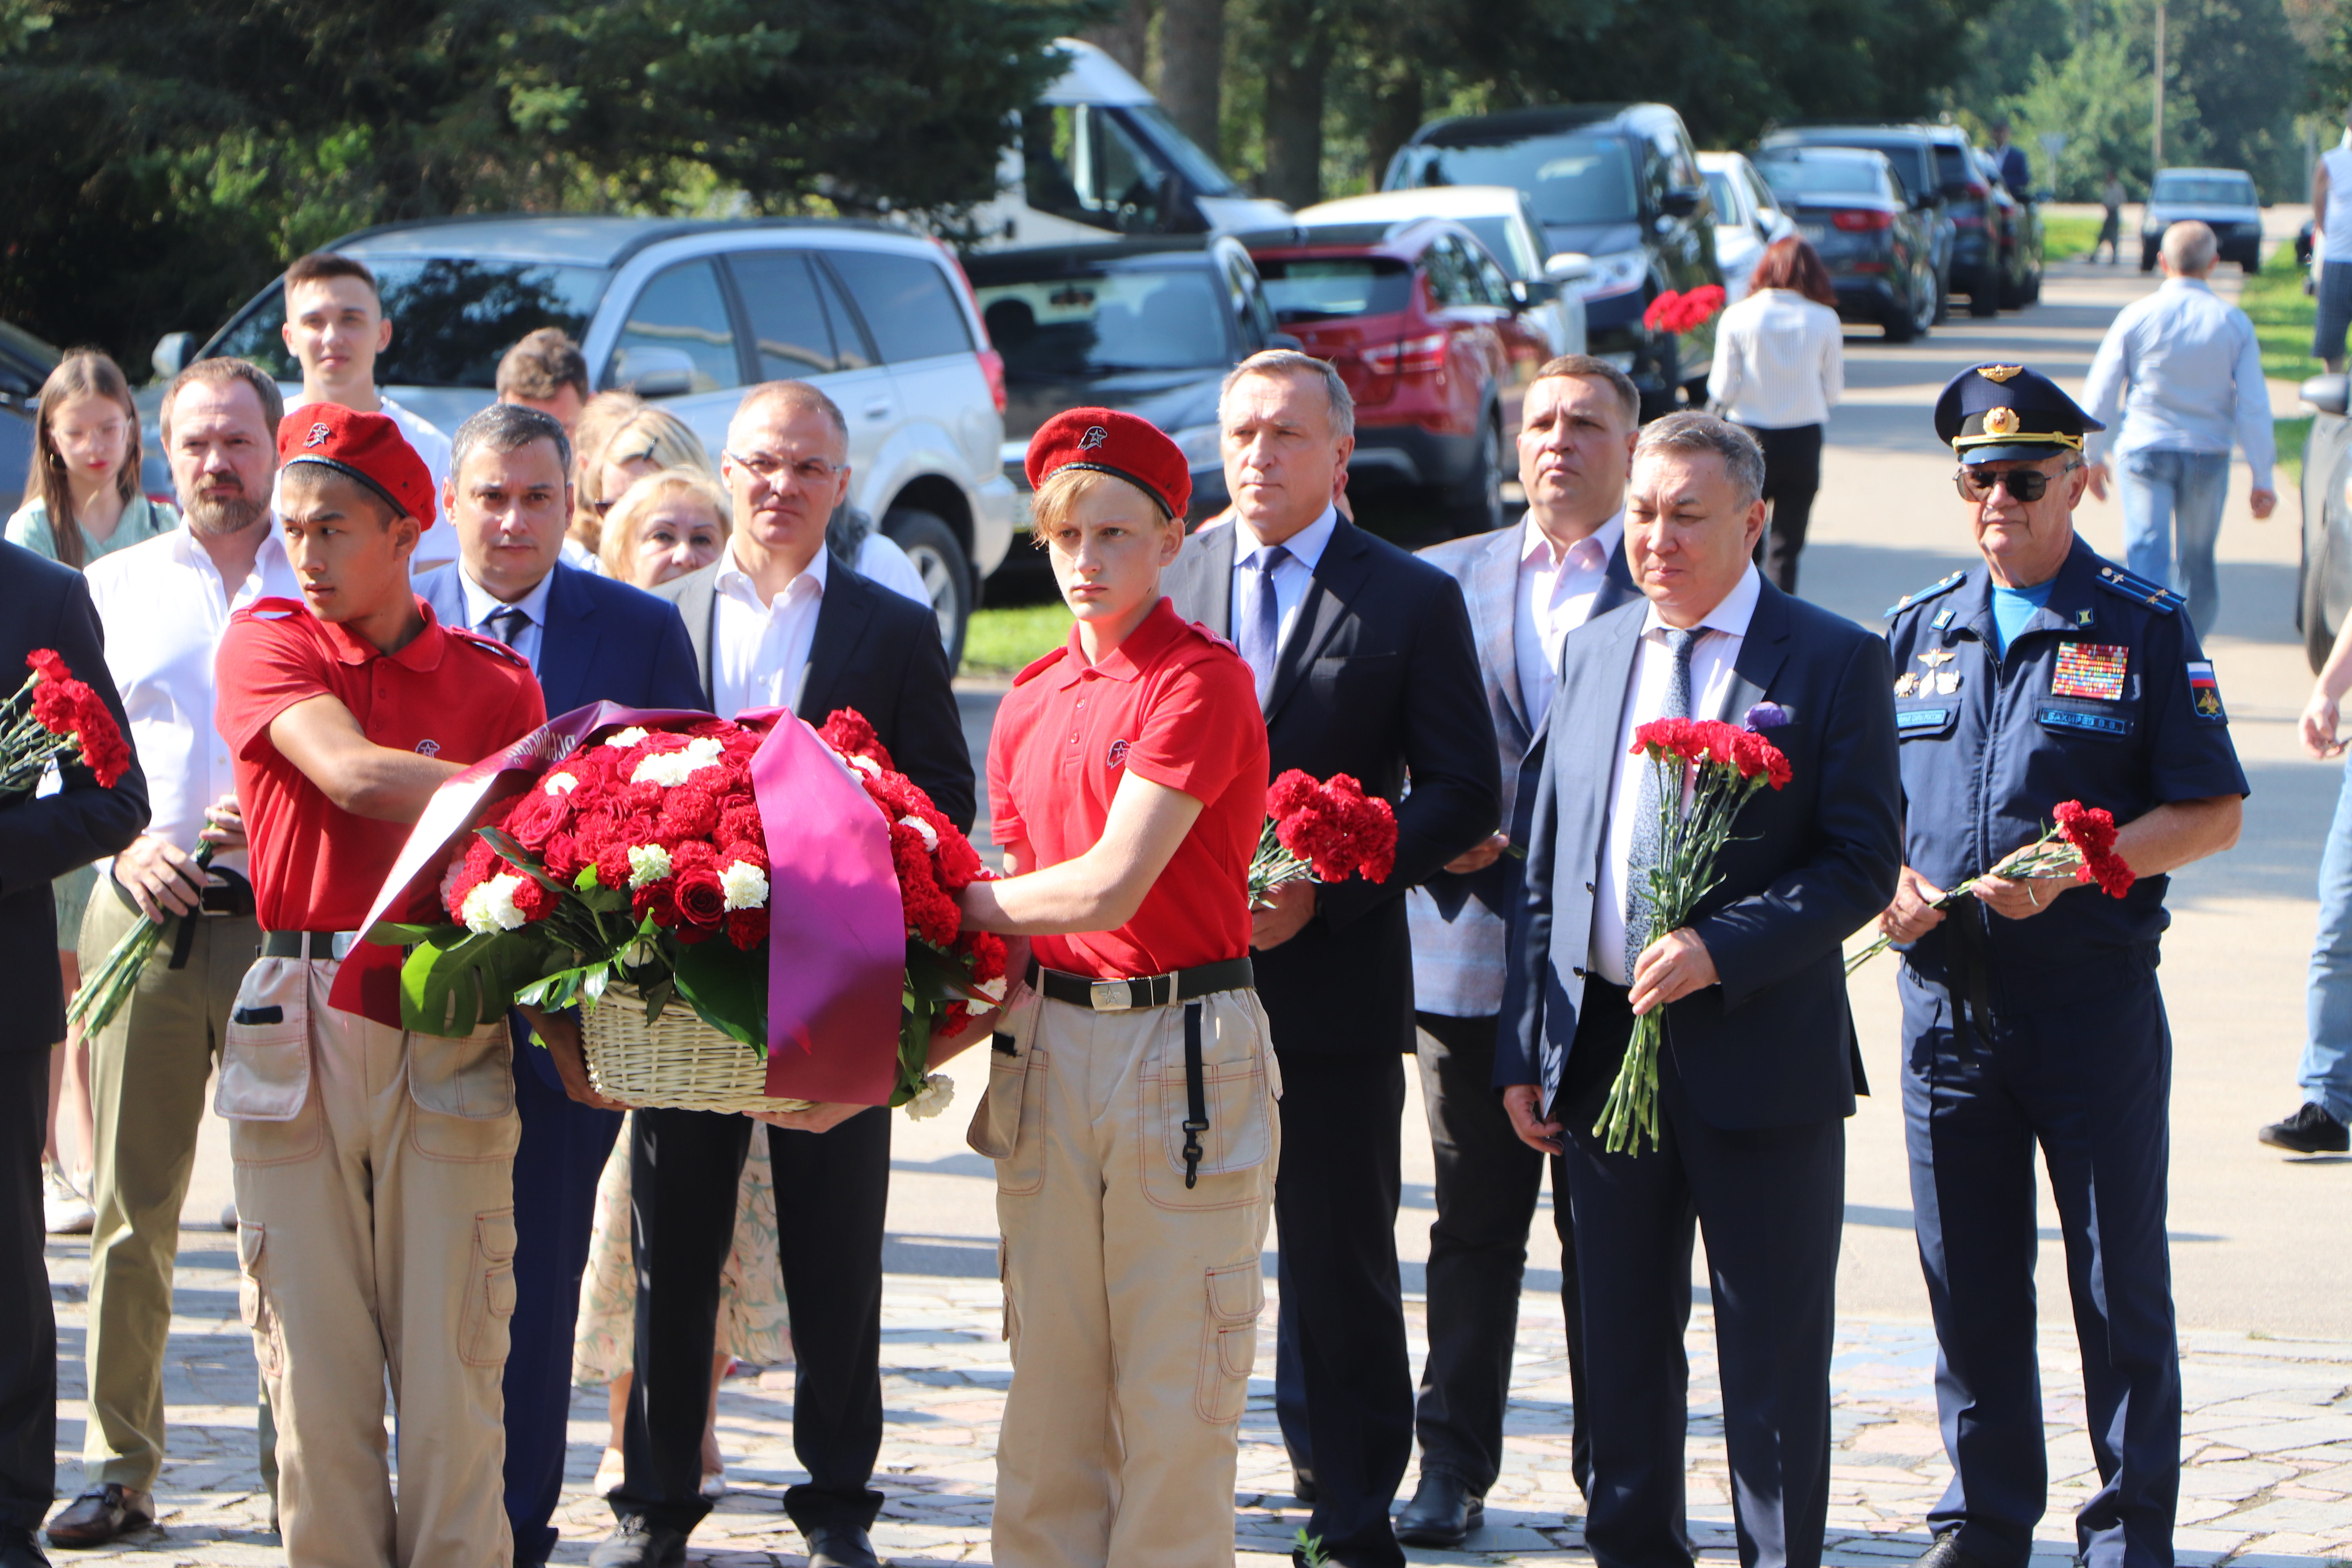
[2, 649, 132, 799]
[1643, 285, 1726, 336]
[1606, 706, 1793, 1156]
[1247, 769, 1397, 904]
[1844, 799, 2134, 976]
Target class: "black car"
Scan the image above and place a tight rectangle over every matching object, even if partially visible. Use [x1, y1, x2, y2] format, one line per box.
[1383, 102, 1724, 420]
[1969, 145, 2044, 308]
[964, 236, 1287, 578]
[1754, 147, 1940, 341]
[1759, 124, 1956, 321]
[0, 321, 56, 516]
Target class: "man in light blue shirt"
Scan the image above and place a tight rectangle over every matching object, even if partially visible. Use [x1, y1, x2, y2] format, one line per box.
[2083, 220, 2278, 637]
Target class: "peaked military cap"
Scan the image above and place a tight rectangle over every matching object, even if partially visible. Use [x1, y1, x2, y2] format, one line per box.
[1934, 363, 2104, 465]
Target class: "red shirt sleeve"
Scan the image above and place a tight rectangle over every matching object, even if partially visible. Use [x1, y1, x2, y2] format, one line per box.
[215, 611, 332, 762]
[987, 702, 1027, 851]
[1122, 649, 1259, 808]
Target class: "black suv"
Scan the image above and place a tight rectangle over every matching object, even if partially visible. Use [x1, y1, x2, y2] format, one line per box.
[1759, 125, 1956, 322]
[1384, 103, 1724, 419]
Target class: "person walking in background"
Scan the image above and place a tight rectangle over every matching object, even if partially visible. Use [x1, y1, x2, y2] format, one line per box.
[497, 328, 592, 435]
[1988, 120, 2031, 199]
[42, 358, 294, 1552]
[1395, 356, 1639, 1545]
[2097, 172, 2127, 264]
[2311, 104, 2352, 374]
[4, 348, 178, 1237]
[599, 469, 731, 586]
[1708, 238, 1843, 595]
[2258, 612, 2352, 1154]
[2082, 220, 2277, 637]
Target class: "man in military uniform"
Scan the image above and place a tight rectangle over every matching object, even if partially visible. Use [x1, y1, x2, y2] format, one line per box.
[1878, 365, 2246, 1568]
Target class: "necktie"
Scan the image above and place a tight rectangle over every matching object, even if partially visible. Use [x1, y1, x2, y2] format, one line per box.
[1624, 627, 1699, 977]
[486, 607, 530, 648]
[1238, 545, 1291, 708]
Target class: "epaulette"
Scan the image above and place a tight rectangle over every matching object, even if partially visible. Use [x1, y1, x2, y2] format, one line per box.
[449, 627, 534, 668]
[1010, 648, 1065, 687]
[2093, 563, 2184, 615]
[1884, 571, 1967, 620]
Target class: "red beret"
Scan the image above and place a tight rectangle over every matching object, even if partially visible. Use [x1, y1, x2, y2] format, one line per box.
[277, 405, 437, 529]
[1025, 407, 1190, 521]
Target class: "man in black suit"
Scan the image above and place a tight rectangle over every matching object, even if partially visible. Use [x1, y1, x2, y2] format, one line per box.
[592, 381, 972, 1568]
[0, 542, 149, 1568]
[1502, 414, 1900, 1568]
[1163, 350, 1498, 1568]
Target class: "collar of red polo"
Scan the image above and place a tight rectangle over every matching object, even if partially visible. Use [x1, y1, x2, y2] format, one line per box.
[1051, 596, 1184, 687]
[313, 594, 452, 670]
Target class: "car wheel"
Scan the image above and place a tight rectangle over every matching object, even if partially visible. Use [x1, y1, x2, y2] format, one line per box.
[2140, 241, 2158, 273]
[2307, 535, 2337, 675]
[1969, 258, 2000, 317]
[1447, 410, 1508, 535]
[2021, 266, 2041, 305]
[1913, 261, 1937, 338]
[882, 507, 971, 673]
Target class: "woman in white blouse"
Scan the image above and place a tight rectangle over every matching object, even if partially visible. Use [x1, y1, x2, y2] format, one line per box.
[1707, 238, 1844, 592]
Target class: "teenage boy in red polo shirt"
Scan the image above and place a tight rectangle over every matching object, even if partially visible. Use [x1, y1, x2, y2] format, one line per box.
[947, 408, 1272, 1568]
[213, 405, 545, 1568]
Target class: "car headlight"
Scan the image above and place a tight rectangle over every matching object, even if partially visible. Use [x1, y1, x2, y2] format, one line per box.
[1565, 248, 1649, 302]
[1171, 421, 1223, 470]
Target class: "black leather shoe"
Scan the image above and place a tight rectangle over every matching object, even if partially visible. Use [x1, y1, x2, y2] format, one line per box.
[0, 1524, 51, 1568]
[588, 1518, 689, 1568]
[2259, 1102, 2350, 1154]
[1394, 1471, 1483, 1548]
[44, 1486, 153, 1548]
[1916, 1530, 1993, 1568]
[804, 1522, 883, 1568]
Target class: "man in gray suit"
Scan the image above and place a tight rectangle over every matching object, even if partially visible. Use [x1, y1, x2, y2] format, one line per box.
[1396, 356, 1638, 1546]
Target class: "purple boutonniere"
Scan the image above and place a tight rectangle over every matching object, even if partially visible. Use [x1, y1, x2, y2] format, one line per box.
[1744, 702, 1789, 731]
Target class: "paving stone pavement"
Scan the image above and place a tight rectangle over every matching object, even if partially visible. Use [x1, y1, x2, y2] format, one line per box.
[40, 1231, 2352, 1565]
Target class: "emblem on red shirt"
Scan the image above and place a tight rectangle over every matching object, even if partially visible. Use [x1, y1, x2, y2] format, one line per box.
[416, 739, 441, 756]
[1106, 737, 1130, 769]
[305, 422, 332, 449]
[1080, 425, 1108, 451]
[2051, 643, 2128, 702]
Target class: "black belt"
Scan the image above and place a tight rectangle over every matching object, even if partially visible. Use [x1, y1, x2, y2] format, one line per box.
[111, 867, 256, 970]
[1025, 956, 1254, 1012]
[261, 931, 359, 961]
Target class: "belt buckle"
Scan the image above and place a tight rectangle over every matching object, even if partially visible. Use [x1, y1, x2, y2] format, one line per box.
[330, 931, 358, 961]
[1090, 979, 1133, 1013]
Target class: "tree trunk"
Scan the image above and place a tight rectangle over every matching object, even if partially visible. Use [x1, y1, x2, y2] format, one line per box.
[1365, 62, 1423, 190]
[1081, 0, 1153, 81]
[1157, 0, 1226, 160]
[1261, 1, 1334, 208]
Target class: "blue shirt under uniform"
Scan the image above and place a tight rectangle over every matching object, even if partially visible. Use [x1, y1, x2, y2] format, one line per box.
[1989, 579, 2052, 656]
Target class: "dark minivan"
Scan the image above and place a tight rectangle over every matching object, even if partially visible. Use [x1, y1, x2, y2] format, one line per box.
[1384, 103, 1724, 419]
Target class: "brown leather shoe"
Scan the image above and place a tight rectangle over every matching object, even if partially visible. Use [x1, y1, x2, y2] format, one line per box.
[44, 1485, 153, 1548]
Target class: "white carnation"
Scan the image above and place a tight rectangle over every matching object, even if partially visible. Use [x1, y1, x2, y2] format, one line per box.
[904, 1073, 956, 1121]
[898, 814, 939, 851]
[543, 771, 579, 796]
[720, 860, 770, 911]
[630, 735, 726, 787]
[972, 975, 1007, 1004]
[461, 873, 530, 935]
[626, 844, 673, 888]
[847, 755, 881, 777]
[602, 727, 649, 749]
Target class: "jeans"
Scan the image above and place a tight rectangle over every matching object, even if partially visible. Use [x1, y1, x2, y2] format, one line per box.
[2117, 447, 2230, 637]
[2304, 754, 2352, 1122]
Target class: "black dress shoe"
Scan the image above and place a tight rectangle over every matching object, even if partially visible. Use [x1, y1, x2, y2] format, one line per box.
[1394, 1470, 1483, 1548]
[0, 1524, 51, 1568]
[588, 1517, 689, 1568]
[1915, 1530, 1993, 1568]
[2259, 1102, 2349, 1154]
[44, 1485, 154, 1548]
[804, 1522, 883, 1568]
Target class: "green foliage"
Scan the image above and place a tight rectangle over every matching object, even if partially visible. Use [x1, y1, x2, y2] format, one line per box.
[2040, 211, 2107, 257]
[2243, 237, 2321, 380]
[962, 603, 1076, 674]
[2004, 22, 2202, 198]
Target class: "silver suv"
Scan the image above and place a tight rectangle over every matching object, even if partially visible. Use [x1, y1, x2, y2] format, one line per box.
[160, 216, 1016, 667]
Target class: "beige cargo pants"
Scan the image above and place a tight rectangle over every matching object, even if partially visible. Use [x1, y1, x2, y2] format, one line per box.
[972, 984, 1279, 1568]
[219, 953, 519, 1568]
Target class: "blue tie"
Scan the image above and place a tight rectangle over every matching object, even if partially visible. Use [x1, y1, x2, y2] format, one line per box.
[485, 606, 529, 647]
[1239, 545, 1290, 708]
[1625, 627, 1699, 976]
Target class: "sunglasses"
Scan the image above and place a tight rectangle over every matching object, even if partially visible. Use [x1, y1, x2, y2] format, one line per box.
[1953, 465, 2069, 503]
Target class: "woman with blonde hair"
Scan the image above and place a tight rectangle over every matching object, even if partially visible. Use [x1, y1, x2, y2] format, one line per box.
[4, 349, 178, 1234]
[565, 391, 644, 559]
[598, 468, 731, 587]
[573, 402, 712, 554]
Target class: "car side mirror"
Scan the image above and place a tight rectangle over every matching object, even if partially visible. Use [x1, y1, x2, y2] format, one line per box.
[2302, 373, 2350, 417]
[151, 332, 192, 381]
[1659, 188, 1702, 218]
[608, 345, 697, 399]
[1544, 252, 1593, 285]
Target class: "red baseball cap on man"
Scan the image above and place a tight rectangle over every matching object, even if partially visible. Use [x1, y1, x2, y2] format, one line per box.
[1025, 407, 1191, 521]
[277, 405, 437, 528]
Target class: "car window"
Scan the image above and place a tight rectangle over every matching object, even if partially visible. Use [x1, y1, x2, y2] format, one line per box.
[2151, 173, 2258, 206]
[1396, 135, 1639, 226]
[608, 259, 742, 396]
[210, 260, 607, 387]
[1423, 238, 1474, 307]
[825, 251, 973, 364]
[973, 267, 1230, 374]
[1743, 165, 1779, 220]
[726, 251, 838, 379]
[1758, 158, 1884, 198]
[1022, 104, 1169, 234]
[1704, 171, 1740, 224]
[1222, 253, 1270, 347]
[1256, 257, 1414, 322]
[1934, 145, 1974, 189]
[809, 261, 875, 370]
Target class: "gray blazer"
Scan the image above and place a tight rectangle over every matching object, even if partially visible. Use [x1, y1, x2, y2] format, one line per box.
[1406, 523, 1635, 1020]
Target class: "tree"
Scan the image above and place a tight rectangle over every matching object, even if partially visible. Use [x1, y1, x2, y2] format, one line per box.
[1159, 0, 1227, 157]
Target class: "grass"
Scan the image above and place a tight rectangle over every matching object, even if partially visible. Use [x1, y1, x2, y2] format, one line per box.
[2243, 242, 2321, 383]
[2280, 414, 2314, 489]
[962, 602, 1073, 675]
[2041, 211, 2106, 261]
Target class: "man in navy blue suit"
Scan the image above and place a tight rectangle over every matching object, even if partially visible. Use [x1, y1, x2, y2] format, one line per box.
[1501, 414, 1900, 1568]
[414, 403, 703, 1568]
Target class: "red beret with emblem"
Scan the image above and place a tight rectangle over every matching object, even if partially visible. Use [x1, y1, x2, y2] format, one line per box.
[277, 405, 437, 529]
[1025, 407, 1190, 521]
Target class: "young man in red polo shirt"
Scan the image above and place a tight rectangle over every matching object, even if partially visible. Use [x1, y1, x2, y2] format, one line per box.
[947, 408, 1272, 1568]
[213, 405, 545, 1568]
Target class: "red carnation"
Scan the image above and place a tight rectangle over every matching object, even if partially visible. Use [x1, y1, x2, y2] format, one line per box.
[818, 708, 895, 773]
[25, 649, 70, 685]
[726, 908, 769, 950]
[512, 876, 560, 922]
[1267, 769, 1320, 820]
[2053, 800, 2133, 898]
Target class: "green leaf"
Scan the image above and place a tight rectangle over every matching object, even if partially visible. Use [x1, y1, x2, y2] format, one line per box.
[479, 826, 571, 893]
[640, 975, 676, 1024]
[367, 919, 457, 947]
[904, 941, 984, 1006]
[399, 929, 557, 1036]
[670, 938, 767, 1051]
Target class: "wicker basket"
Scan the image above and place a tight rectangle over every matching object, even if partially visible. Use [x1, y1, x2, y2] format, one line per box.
[580, 984, 815, 1115]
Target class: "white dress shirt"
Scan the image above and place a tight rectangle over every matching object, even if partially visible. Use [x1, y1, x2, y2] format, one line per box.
[1227, 504, 1339, 659]
[283, 393, 457, 573]
[1514, 510, 1624, 721]
[1590, 564, 1763, 986]
[711, 535, 932, 719]
[1706, 289, 1844, 430]
[83, 521, 301, 877]
[455, 563, 557, 673]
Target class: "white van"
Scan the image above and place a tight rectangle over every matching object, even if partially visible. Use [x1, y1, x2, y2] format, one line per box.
[970, 40, 1289, 249]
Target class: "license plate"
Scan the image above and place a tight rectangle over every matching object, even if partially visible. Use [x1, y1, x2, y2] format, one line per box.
[1797, 223, 1826, 243]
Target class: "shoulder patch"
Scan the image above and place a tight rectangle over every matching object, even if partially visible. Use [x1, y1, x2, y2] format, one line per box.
[1010, 647, 1067, 687]
[1884, 571, 1967, 620]
[449, 627, 534, 669]
[2094, 564, 2183, 615]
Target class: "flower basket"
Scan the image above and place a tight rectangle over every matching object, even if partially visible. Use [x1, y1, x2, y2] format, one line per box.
[580, 983, 815, 1116]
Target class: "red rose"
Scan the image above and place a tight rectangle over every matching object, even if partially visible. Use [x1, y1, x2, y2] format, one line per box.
[631, 882, 679, 927]
[541, 832, 586, 884]
[503, 786, 573, 850]
[675, 865, 728, 926]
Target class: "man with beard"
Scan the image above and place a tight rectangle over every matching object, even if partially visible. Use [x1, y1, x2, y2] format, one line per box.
[44, 359, 301, 1548]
